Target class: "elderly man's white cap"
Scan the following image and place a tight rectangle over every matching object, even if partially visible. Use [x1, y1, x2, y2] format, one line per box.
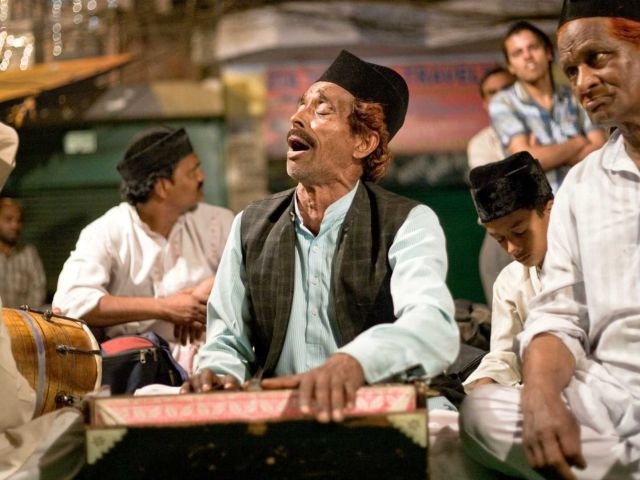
[0, 122, 18, 191]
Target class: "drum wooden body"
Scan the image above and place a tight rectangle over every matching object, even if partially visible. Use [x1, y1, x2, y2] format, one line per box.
[2, 307, 102, 417]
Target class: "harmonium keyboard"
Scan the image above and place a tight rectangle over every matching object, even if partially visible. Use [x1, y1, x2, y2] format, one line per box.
[81, 384, 430, 479]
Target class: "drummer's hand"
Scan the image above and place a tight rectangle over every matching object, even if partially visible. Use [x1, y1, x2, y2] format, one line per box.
[159, 292, 207, 326]
[261, 353, 365, 423]
[179, 368, 241, 394]
[173, 322, 205, 346]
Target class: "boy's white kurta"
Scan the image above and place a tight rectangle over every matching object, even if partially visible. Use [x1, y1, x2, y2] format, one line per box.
[463, 261, 541, 390]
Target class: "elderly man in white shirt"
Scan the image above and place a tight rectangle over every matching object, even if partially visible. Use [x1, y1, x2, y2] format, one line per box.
[460, 1, 640, 479]
[53, 126, 234, 370]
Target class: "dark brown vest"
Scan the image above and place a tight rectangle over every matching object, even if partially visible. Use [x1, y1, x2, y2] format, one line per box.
[240, 182, 418, 376]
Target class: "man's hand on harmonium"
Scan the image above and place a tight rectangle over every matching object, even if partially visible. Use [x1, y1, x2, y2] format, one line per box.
[260, 353, 365, 423]
[179, 368, 241, 393]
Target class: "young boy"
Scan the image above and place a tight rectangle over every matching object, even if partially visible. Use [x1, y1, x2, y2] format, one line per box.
[463, 151, 553, 391]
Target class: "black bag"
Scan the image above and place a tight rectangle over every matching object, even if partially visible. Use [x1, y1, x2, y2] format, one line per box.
[430, 343, 488, 409]
[100, 332, 188, 395]
[454, 298, 491, 351]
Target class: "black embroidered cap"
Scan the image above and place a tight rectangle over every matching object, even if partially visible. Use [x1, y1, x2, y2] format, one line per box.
[559, 0, 640, 27]
[317, 49, 409, 140]
[117, 126, 194, 182]
[469, 151, 553, 223]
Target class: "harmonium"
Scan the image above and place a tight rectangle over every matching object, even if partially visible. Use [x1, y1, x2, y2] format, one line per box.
[81, 384, 430, 479]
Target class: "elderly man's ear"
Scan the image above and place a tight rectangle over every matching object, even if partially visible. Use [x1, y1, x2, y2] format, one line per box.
[353, 131, 380, 160]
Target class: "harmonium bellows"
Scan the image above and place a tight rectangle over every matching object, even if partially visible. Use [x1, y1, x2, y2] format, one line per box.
[82, 384, 429, 480]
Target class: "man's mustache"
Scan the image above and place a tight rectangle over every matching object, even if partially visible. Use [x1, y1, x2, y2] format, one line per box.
[287, 128, 316, 149]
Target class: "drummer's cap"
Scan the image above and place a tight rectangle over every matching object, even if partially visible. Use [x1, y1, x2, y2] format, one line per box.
[469, 151, 553, 223]
[558, 0, 640, 27]
[117, 126, 193, 182]
[316, 50, 409, 140]
[0, 122, 18, 192]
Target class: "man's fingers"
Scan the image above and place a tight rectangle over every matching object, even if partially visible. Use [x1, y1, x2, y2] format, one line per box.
[189, 323, 204, 343]
[330, 379, 346, 422]
[541, 441, 575, 480]
[181, 324, 189, 345]
[261, 375, 302, 390]
[311, 374, 331, 423]
[524, 438, 545, 469]
[558, 429, 586, 470]
[344, 380, 358, 410]
[184, 369, 220, 393]
[297, 374, 316, 417]
[221, 375, 241, 390]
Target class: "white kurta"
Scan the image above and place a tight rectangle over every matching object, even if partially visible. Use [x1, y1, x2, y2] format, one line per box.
[463, 261, 541, 390]
[467, 126, 505, 170]
[521, 130, 640, 448]
[53, 202, 234, 343]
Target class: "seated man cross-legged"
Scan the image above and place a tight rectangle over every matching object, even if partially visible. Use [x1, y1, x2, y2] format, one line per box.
[182, 50, 460, 422]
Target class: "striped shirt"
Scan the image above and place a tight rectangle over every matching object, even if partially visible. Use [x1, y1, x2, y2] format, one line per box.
[520, 131, 640, 443]
[489, 81, 599, 192]
[198, 182, 458, 384]
[0, 244, 46, 308]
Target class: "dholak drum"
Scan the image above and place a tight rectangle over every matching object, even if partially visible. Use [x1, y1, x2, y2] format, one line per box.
[2, 307, 102, 417]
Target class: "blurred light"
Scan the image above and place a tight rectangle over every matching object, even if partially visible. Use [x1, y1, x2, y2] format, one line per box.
[88, 16, 100, 30]
[8, 35, 26, 48]
[52, 23, 62, 33]
[0, 0, 9, 22]
[20, 48, 32, 70]
[53, 32, 61, 41]
[73, 14, 83, 24]
[0, 13, 8, 23]
[53, 45, 62, 56]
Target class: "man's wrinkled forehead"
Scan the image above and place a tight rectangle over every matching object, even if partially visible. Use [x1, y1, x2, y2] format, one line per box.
[558, 17, 611, 55]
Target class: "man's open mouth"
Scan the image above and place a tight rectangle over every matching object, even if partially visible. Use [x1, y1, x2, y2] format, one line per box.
[287, 129, 315, 152]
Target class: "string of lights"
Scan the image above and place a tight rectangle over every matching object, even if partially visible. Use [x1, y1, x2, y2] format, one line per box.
[0, 0, 120, 71]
